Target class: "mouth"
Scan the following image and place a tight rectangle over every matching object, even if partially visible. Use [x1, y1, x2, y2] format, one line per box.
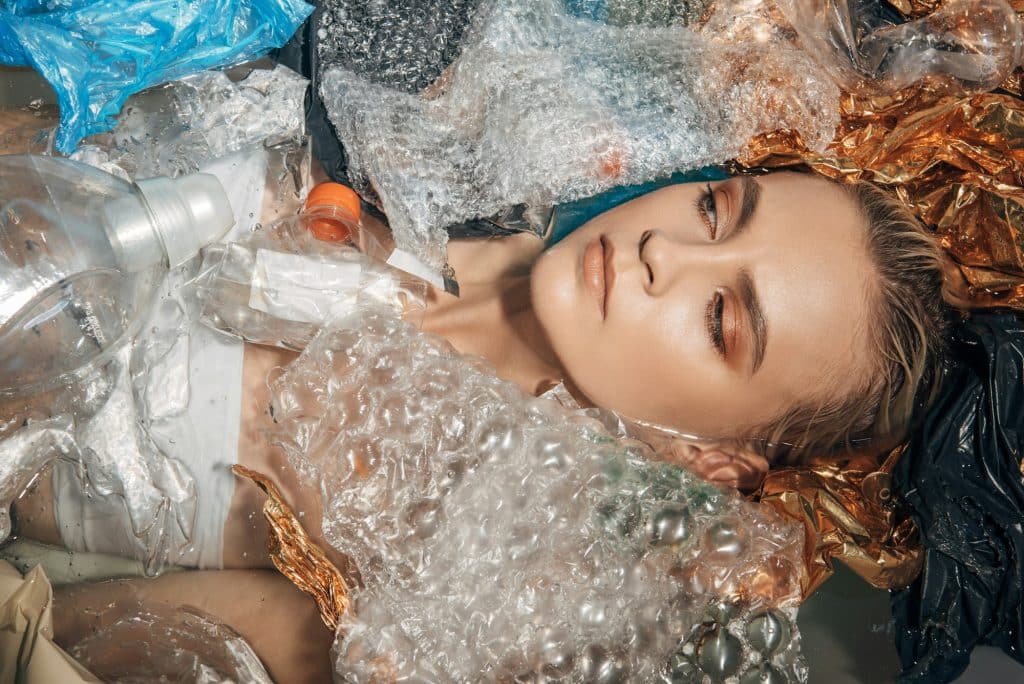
[583, 235, 614, 319]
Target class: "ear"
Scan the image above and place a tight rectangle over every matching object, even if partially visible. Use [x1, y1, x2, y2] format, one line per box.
[663, 439, 771, 492]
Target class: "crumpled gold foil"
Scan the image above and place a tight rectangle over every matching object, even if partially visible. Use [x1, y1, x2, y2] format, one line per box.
[752, 449, 922, 599]
[738, 0, 1024, 596]
[232, 465, 349, 631]
[738, 84, 1024, 308]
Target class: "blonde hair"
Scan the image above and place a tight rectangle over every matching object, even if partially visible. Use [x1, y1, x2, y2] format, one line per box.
[760, 179, 949, 462]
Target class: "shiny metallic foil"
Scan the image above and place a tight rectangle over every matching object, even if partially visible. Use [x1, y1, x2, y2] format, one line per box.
[740, 1, 1024, 596]
[232, 465, 350, 631]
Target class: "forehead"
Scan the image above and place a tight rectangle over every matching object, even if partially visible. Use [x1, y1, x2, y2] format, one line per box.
[750, 173, 876, 397]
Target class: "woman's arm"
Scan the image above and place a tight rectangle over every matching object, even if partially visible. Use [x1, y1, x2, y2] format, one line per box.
[53, 569, 335, 684]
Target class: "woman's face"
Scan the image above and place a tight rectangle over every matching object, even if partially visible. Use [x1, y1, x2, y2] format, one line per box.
[530, 171, 876, 439]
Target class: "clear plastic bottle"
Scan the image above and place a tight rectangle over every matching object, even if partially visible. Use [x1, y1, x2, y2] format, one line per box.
[0, 154, 233, 407]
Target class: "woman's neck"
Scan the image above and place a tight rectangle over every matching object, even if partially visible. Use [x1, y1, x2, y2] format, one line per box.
[421, 255, 565, 397]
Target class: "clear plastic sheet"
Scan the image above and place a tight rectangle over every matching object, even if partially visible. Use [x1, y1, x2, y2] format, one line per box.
[269, 306, 807, 682]
[64, 601, 272, 683]
[319, 0, 840, 271]
[774, 0, 1024, 95]
[0, 0, 313, 153]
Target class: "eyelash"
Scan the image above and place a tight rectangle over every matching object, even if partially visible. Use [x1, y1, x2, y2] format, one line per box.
[694, 182, 718, 239]
[705, 290, 726, 358]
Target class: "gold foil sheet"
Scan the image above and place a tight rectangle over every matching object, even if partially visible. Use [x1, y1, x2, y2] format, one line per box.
[232, 465, 349, 631]
[752, 450, 922, 599]
[739, 0, 1024, 596]
[738, 83, 1024, 308]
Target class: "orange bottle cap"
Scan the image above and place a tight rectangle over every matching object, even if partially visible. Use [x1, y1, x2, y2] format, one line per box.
[304, 182, 362, 243]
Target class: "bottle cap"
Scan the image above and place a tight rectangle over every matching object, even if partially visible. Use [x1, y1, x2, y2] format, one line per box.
[304, 182, 362, 242]
[135, 173, 234, 268]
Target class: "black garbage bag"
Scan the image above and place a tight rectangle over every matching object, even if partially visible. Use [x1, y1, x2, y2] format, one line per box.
[891, 311, 1024, 683]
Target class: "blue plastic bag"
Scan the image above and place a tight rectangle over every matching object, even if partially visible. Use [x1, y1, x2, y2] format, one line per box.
[0, 0, 313, 153]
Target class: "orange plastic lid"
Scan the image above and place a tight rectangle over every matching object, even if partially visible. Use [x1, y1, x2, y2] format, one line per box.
[305, 182, 362, 242]
[305, 182, 362, 220]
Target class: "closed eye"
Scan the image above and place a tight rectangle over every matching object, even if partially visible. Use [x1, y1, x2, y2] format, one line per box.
[705, 290, 726, 358]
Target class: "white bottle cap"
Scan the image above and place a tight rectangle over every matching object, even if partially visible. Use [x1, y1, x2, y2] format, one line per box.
[134, 173, 235, 268]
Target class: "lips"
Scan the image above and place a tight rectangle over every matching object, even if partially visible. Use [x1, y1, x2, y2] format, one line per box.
[583, 235, 614, 319]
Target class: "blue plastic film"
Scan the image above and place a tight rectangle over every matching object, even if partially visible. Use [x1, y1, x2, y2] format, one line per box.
[0, 0, 313, 153]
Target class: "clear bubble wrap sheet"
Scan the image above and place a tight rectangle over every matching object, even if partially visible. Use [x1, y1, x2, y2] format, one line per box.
[270, 307, 807, 682]
[318, 0, 840, 271]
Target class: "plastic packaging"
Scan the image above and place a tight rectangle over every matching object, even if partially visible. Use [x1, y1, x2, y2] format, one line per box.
[773, 0, 1024, 95]
[0, 0, 314, 153]
[0, 154, 233, 409]
[319, 0, 840, 273]
[268, 305, 807, 682]
[891, 312, 1024, 682]
[196, 185, 427, 351]
[71, 65, 311, 185]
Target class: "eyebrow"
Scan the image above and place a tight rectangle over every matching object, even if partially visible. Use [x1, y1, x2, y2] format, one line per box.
[732, 175, 762, 238]
[737, 269, 767, 374]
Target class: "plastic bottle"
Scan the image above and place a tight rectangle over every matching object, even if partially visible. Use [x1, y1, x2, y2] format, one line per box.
[0, 154, 233, 403]
[196, 182, 427, 351]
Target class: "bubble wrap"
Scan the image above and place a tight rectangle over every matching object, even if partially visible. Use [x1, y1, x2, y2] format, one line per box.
[319, 0, 839, 270]
[270, 307, 807, 682]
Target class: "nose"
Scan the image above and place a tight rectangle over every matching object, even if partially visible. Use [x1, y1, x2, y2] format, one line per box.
[640, 229, 727, 297]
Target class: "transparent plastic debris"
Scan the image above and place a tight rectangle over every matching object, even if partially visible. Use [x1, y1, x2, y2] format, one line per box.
[269, 305, 807, 681]
[773, 0, 1024, 95]
[0, 416, 77, 544]
[65, 600, 272, 684]
[71, 65, 310, 183]
[196, 206, 428, 351]
[0, 0, 313, 153]
[319, 0, 840, 272]
[0, 154, 233, 415]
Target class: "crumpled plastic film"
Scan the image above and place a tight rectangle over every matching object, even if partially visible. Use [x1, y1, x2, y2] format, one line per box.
[268, 306, 808, 681]
[320, 0, 840, 271]
[0, 416, 78, 544]
[65, 601, 273, 684]
[72, 65, 309, 184]
[890, 312, 1024, 682]
[0, 0, 313, 153]
[773, 0, 1024, 96]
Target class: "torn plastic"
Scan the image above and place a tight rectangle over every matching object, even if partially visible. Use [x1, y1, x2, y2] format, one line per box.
[773, 0, 1024, 95]
[0, 0, 313, 153]
[890, 312, 1024, 682]
[319, 0, 840, 272]
[65, 601, 272, 684]
[268, 305, 807, 681]
[196, 208, 428, 351]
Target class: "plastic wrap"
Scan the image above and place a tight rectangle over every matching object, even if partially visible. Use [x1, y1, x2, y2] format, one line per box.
[268, 305, 807, 682]
[774, 0, 1024, 95]
[890, 312, 1024, 682]
[65, 601, 272, 683]
[319, 0, 840, 271]
[72, 65, 309, 183]
[0, 0, 313, 153]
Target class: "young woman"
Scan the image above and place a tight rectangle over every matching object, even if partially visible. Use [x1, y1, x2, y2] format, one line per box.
[17, 170, 949, 682]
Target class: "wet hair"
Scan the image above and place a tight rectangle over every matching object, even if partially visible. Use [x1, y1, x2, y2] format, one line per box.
[759, 179, 949, 462]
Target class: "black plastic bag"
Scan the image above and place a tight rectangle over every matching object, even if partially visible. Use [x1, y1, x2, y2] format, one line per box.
[891, 312, 1024, 683]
